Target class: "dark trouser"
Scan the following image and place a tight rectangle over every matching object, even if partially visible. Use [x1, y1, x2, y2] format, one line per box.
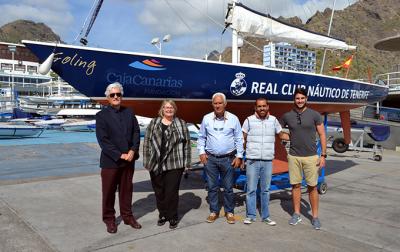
[101, 163, 135, 224]
[150, 168, 184, 221]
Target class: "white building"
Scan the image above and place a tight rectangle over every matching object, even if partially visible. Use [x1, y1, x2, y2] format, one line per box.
[0, 42, 94, 115]
[263, 42, 316, 73]
[0, 42, 52, 95]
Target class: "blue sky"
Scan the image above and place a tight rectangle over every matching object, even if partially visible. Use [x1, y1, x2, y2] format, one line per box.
[0, 0, 357, 58]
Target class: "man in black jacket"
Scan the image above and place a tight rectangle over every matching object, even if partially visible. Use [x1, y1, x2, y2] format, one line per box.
[96, 82, 141, 233]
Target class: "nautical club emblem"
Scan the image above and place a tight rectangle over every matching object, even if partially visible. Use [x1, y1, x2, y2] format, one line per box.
[230, 72, 247, 96]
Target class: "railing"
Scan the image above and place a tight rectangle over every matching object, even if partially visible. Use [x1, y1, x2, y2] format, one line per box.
[375, 71, 400, 94]
[361, 104, 400, 123]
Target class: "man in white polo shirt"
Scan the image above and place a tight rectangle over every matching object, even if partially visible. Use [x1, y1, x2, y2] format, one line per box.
[242, 97, 288, 225]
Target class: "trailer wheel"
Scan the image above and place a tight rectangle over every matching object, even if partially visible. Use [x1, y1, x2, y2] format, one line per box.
[318, 182, 328, 194]
[373, 155, 382, 161]
[332, 138, 349, 153]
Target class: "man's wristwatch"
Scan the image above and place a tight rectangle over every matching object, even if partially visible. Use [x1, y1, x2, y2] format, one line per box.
[321, 154, 327, 158]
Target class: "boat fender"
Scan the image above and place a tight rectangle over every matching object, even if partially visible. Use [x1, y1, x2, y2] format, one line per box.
[39, 53, 55, 75]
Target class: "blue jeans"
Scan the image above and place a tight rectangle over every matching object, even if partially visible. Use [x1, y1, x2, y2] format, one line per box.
[246, 160, 272, 220]
[204, 155, 235, 214]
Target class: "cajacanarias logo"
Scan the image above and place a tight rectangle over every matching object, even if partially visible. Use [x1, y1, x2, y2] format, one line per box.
[129, 59, 166, 71]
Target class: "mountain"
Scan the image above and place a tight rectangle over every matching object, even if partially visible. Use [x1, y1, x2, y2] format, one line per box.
[0, 20, 61, 44]
[217, 0, 400, 79]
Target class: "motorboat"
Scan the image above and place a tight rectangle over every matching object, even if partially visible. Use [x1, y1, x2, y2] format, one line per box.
[18, 80, 92, 115]
[61, 119, 96, 132]
[0, 122, 44, 138]
[57, 108, 99, 131]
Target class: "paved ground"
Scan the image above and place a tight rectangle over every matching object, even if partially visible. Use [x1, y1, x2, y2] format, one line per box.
[0, 143, 399, 252]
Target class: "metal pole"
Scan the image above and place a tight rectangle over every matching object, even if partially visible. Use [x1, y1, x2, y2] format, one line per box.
[11, 51, 15, 108]
[232, 30, 238, 64]
[231, 0, 238, 64]
[320, 0, 336, 74]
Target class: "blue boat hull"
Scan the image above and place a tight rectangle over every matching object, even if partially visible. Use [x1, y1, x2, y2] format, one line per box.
[22, 40, 389, 174]
[22, 41, 388, 122]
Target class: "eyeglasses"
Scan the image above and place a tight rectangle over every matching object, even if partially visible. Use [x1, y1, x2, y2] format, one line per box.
[213, 118, 225, 132]
[109, 93, 122, 98]
[297, 113, 301, 125]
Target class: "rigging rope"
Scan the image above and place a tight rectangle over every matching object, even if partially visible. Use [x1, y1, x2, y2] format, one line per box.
[183, 0, 226, 30]
[164, 0, 193, 32]
[183, 0, 264, 54]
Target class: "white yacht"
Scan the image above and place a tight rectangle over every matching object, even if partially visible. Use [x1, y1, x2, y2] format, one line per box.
[0, 122, 44, 138]
[58, 108, 99, 131]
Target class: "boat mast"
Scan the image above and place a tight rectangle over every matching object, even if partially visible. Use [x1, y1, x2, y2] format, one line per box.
[80, 0, 104, 46]
[232, 0, 239, 64]
[320, 0, 337, 74]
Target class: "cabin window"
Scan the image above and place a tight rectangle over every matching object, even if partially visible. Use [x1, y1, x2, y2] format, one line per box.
[1, 63, 12, 71]
[27, 66, 37, 73]
[0, 76, 10, 82]
[37, 79, 50, 83]
[15, 64, 26, 72]
[24, 78, 37, 84]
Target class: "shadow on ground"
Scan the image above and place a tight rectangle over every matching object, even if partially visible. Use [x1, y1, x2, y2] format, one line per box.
[118, 191, 202, 222]
[271, 190, 314, 222]
[325, 159, 358, 176]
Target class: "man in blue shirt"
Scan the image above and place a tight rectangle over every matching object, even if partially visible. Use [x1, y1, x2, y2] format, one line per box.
[197, 92, 243, 224]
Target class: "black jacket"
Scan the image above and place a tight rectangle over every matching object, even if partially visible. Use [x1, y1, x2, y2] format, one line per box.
[96, 106, 140, 168]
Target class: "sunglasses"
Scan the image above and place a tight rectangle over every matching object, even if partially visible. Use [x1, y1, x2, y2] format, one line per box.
[297, 113, 301, 125]
[213, 119, 225, 132]
[109, 93, 122, 98]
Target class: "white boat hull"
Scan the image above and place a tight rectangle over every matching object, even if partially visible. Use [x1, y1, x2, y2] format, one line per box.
[0, 124, 44, 138]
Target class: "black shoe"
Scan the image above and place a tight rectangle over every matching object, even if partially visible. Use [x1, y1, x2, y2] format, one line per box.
[157, 216, 167, 226]
[169, 219, 178, 229]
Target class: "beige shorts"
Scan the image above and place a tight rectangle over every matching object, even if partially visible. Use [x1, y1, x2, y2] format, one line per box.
[287, 154, 319, 186]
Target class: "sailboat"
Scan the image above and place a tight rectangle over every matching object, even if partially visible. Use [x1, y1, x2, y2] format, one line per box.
[22, 1, 388, 172]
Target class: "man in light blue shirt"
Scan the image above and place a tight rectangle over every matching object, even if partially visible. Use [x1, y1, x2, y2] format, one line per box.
[197, 92, 243, 224]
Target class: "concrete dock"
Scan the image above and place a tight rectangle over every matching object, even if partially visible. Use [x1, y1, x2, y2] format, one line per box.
[0, 141, 399, 252]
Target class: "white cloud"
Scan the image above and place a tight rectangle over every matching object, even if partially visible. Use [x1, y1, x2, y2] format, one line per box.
[137, 0, 358, 37]
[0, 0, 74, 38]
[137, 0, 237, 37]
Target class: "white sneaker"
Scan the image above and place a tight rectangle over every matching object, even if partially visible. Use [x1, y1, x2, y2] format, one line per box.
[243, 217, 255, 224]
[263, 217, 277, 226]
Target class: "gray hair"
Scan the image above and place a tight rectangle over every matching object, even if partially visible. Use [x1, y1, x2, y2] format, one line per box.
[212, 92, 226, 105]
[104, 82, 124, 97]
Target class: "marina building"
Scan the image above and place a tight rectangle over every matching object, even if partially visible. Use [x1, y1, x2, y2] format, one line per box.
[263, 42, 316, 73]
[0, 42, 52, 93]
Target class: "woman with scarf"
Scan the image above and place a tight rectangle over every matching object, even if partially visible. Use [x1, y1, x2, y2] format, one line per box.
[143, 100, 191, 229]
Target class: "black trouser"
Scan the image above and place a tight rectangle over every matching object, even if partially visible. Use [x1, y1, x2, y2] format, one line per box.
[150, 168, 184, 221]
